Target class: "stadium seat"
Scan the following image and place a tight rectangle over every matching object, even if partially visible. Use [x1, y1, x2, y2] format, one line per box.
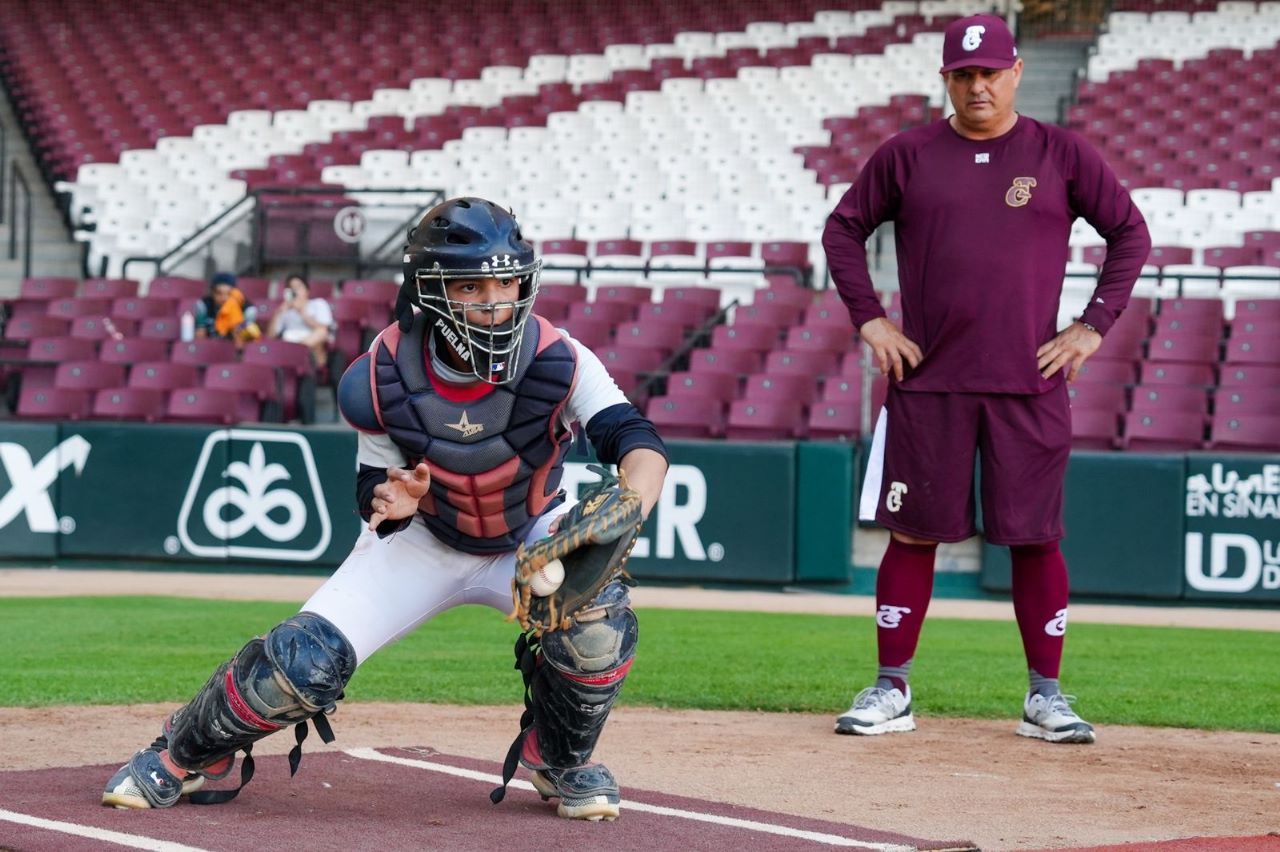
[764, 349, 838, 378]
[732, 300, 803, 330]
[1223, 335, 1280, 364]
[726, 399, 806, 440]
[1207, 412, 1280, 452]
[46, 297, 111, 320]
[16, 386, 93, 420]
[1140, 362, 1216, 387]
[137, 317, 183, 340]
[165, 387, 240, 425]
[1071, 404, 1120, 450]
[742, 373, 819, 405]
[1129, 384, 1210, 417]
[110, 297, 179, 322]
[26, 336, 98, 364]
[3, 315, 71, 342]
[146, 276, 207, 302]
[1214, 387, 1280, 417]
[662, 370, 739, 405]
[1120, 411, 1205, 452]
[18, 277, 78, 301]
[242, 339, 318, 422]
[203, 362, 280, 422]
[128, 361, 201, 392]
[92, 387, 166, 423]
[54, 361, 127, 392]
[97, 337, 170, 363]
[559, 315, 613, 350]
[710, 323, 779, 354]
[613, 320, 687, 355]
[81, 277, 139, 300]
[1145, 331, 1220, 364]
[340, 279, 399, 306]
[807, 401, 861, 440]
[687, 347, 763, 378]
[1068, 382, 1128, 413]
[645, 395, 724, 439]
[566, 300, 637, 326]
[785, 325, 854, 353]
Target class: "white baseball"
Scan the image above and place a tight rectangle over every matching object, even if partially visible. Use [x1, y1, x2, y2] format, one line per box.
[530, 558, 565, 597]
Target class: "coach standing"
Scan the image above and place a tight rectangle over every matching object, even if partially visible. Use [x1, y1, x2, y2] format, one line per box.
[823, 14, 1151, 743]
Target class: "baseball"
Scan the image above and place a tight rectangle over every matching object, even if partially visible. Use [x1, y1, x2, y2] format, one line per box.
[530, 558, 565, 597]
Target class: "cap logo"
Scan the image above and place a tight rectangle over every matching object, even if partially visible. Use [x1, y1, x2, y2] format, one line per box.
[962, 25, 985, 51]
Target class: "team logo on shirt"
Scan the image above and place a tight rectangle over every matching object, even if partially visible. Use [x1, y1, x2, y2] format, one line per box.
[1005, 177, 1037, 207]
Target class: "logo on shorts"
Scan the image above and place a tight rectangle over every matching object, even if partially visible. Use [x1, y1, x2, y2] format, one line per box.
[886, 481, 908, 513]
[1005, 177, 1037, 207]
[877, 604, 913, 628]
[1044, 608, 1068, 636]
[176, 430, 331, 561]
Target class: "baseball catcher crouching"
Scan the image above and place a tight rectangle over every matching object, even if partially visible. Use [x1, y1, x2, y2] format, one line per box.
[100, 196, 668, 819]
[103, 614, 356, 808]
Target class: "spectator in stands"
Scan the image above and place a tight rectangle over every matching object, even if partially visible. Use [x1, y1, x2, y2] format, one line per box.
[193, 272, 260, 346]
[267, 274, 335, 371]
[823, 14, 1151, 745]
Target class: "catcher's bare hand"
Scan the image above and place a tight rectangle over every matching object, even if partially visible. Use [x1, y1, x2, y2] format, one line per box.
[368, 462, 431, 530]
[859, 317, 923, 382]
[1037, 321, 1102, 382]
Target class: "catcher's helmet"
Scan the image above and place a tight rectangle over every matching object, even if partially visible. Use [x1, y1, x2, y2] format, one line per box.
[399, 197, 541, 385]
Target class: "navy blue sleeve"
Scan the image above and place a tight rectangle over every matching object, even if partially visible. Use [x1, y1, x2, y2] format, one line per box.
[584, 402, 668, 466]
[356, 463, 412, 537]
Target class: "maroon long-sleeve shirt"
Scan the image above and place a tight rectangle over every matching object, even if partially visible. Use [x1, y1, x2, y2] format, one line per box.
[824, 115, 1151, 394]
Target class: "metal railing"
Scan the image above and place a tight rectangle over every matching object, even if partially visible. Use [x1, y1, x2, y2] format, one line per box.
[7, 161, 31, 279]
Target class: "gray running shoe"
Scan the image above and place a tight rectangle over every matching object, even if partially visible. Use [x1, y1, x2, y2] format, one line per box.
[1016, 692, 1096, 744]
[834, 685, 916, 735]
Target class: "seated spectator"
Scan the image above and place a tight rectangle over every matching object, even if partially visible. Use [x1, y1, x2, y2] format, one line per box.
[267, 274, 335, 371]
[193, 272, 260, 346]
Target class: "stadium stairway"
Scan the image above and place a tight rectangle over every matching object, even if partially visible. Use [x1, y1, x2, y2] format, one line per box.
[0, 92, 82, 296]
[1015, 35, 1094, 124]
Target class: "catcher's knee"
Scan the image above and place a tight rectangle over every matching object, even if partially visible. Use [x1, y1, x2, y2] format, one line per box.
[540, 584, 637, 677]
[167, 613, 356, 770]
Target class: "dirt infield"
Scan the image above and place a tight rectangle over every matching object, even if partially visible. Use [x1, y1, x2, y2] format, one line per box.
[2, 569, 1278, 850]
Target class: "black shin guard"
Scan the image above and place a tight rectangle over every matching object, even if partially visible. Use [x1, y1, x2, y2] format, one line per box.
[492, 584, 637, 804]
[166, 613, 356, 803]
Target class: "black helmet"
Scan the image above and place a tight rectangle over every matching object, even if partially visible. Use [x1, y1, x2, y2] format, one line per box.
[399, 197, 542, 385]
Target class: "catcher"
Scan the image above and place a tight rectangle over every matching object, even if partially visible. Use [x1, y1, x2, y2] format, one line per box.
[101, 197, 668, 822]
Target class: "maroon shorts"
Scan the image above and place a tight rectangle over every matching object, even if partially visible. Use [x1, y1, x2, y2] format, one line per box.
[860, 384, 1071, 545]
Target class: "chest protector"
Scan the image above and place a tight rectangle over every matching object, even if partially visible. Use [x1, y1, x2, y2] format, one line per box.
[368, 312, 578, 555]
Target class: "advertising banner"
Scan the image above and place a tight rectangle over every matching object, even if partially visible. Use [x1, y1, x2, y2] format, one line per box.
[1183, 456, 1280, 603]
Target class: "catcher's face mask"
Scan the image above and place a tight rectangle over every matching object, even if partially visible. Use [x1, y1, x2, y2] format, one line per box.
[417, 264, 540, 385]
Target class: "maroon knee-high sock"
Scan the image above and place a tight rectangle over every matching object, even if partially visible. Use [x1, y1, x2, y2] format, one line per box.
[874, 538, 937, 692]
[1010, 542, 1070, 683]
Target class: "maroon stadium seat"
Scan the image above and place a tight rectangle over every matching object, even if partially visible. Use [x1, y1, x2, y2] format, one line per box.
[710, 323, 780, 353]
[612, 321, 686, 355]
[203, 362, 280, 422]
[91, 387, 166, 423]
[54, 361, 126, 392]
[128, 361, 201, 391]
[26, 336, 98, 363]
[635, 301, 713, 331]
[1140, 362, 1216, 386]
[645, 395, 724, 439]
[559, 315, 613, 351]
[742, 373, 819, 405]
[82, 277, 139, 300]
[807, 401, 861, 440]
[3, 315, 72, 342]
[1207, 412, 1280, 452]
[46, 297, 111, 319]
[170, 338, 239, 367]
[786, 325, 855, 353]
[764, 349, 838, 378]
[1070, 408, 1119, 450]
[99, 337, 171, 365]
[726, 399, 806, 440]
[662, 370, 739, 404]
[1120, 411, 1205, 451]
[1223, 334, 1280, 364]
[340, 278, 399, 306]
[137, 317, 183, 341]
[165, 387, 240, 425]
[567, 300, 637, 326]
[1129, 383, 1210, 418]
[110, 296, 178, 321]
[1067, 382, 1127, 413]
[19, 277, 78, 301]
[733, 300, 804, 330]
[1145, 331, 1220, 364]
[146, 277, 207, 302]
[1214, 387, 1280, 417]
[16, 386, 93, 420]
[687, 347, 763, 377]
[70, 316, 136, 341]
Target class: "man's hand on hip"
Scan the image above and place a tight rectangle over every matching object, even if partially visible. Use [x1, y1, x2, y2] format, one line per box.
[859, 317, 923, 382]
[1037, 321, 1103, 382]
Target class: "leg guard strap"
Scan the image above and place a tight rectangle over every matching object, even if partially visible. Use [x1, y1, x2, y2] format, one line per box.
[491, 584, 636, 805]
[166, 613, 355, 804]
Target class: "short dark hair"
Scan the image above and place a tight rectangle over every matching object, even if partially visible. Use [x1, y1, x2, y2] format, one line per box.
[210, 272, 237, 287]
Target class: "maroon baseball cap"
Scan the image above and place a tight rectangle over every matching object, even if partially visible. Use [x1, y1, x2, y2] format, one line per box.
[940, 14, 1018, 73]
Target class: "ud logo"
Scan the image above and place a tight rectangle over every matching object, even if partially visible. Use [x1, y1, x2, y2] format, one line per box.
[961, 24, 986, 51]
[886, 481, 908, 513]
[877, 604, 913, 628]
[177, 430, 331, 561]
[446, 410, 485, 437]
[1005, 176, 1037, 207]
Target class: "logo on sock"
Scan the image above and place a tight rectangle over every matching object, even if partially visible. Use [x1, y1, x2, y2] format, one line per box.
[877, 604, 913, 628]
[885, 481, 908, 513]
[1044, 608, 1068, 636]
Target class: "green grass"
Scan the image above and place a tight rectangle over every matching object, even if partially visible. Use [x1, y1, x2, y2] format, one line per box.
[2, 597, 1276, 732]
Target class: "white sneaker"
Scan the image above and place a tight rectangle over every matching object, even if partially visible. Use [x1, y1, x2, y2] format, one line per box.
[834, 685, 916, 735]
[1016, 692, 1096, 744]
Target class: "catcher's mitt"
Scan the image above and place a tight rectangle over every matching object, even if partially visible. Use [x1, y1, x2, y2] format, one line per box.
[511, 465, 643, 635]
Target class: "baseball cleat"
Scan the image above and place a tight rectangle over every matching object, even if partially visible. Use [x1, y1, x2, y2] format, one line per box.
[528, 763, 621, 821]
[102, 747, 234, 809]
[1016, 691, 1096, 744]
[835, 685, 916, 735]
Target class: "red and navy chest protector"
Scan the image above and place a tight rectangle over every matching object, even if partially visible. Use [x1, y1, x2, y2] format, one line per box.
[343, 312, 578, 555]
